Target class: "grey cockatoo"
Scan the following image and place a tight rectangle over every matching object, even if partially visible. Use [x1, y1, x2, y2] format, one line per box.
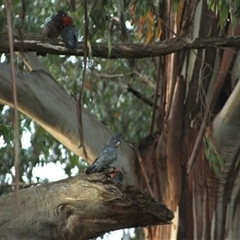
[85, 134, 122, 174]
[42, 10, 66, 39]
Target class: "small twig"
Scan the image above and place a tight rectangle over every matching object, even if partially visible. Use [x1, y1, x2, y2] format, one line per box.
[77, 0, 88, 159]
[127, 84, 154, 107]
[149, 62, 160, 134]
[132, 70, 156, 88]
[76, 98, 88, 159]
[133, 145, 153, 196]
[93, 73, 127, 78]
[5, 0, 20, 191]
[187, 109, 209, 173]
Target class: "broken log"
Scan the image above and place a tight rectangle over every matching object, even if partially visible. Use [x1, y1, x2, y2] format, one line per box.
[0, 173, 174, 240]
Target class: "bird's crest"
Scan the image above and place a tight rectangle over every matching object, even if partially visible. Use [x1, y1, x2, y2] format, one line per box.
[108, 133, 122, 147]
[62, 16, 74, 26]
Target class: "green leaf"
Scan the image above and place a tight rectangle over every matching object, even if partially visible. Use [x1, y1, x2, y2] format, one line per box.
[212, 163, 220, 176]
[217, 154, 224, 170]
[203, 133, 224, 175]
[173, 0, 180, 12]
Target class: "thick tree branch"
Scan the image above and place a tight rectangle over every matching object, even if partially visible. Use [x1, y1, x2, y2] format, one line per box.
[0, 35, 240, 58]
[0, 61, 136, 185]
[0, 173, 174, 240]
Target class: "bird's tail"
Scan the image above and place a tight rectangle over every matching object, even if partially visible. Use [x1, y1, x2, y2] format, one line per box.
[85, 164, 97, 174]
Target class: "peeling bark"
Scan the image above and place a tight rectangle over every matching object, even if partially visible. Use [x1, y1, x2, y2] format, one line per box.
[166, 75, 186, 209]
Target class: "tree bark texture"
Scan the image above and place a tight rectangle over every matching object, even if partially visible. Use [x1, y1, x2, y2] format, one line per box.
[133, 1, 240, 239]
[1, 34, 240, 59]
[0, 173, 173, 240]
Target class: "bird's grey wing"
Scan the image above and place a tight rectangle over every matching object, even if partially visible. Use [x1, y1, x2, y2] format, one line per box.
[97, 146, 117, 168]
[85, 156, 100, 174]
[86, 147, 109, 172]
[86, 146, 117, 174]
[73, 26, 78, 42]
[86, 151, 108, 173]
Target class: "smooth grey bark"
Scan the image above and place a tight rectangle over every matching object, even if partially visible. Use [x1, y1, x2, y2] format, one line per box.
[0, 173, 174, 240]
[212, 76, 240, 239]
[213, 78, 240, 159]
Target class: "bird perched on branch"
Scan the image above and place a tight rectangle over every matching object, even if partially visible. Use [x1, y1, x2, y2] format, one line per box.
[60, 15, 78, 49]
[42, 10, 66, 39]
[85, 134, 122, 174]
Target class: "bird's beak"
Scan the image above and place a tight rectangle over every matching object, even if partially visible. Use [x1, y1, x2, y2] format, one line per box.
[116, 140, 121, 147]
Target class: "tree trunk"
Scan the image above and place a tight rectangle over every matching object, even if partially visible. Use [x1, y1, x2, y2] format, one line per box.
[137, 1, 240, 239]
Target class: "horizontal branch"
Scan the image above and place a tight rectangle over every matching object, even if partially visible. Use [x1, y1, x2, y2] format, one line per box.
[0, 173, 174, 240]
[0, 35, 240, 58]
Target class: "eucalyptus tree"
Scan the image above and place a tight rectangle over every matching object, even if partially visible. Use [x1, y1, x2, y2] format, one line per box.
[1, 0, 240, 239]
